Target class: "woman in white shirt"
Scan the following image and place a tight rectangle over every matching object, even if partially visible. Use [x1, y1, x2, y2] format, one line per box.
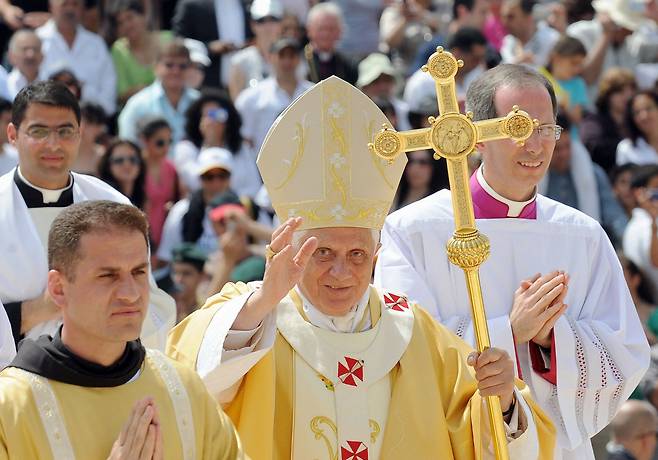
[617, 90, 658, 166]
[172, 89, 261, 198]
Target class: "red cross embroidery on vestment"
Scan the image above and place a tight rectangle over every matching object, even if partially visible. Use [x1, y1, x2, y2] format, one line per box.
[383, 292, 409, 312]
[337, 356, 364, 387]
[341, 440, 368, 460]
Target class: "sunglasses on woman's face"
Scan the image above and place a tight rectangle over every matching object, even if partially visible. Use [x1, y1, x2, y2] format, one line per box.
[110, 156, 140, 166]
[154, 138, 173, 148]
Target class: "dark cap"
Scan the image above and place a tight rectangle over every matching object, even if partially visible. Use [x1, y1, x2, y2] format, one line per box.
[172, 243, 207, 272]
[270, 37, 301, 54]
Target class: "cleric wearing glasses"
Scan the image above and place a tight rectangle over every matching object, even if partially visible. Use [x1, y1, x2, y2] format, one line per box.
[0, 80, 176, 359]
[118, 39, 200, 146]
[375, 63, 649, 459]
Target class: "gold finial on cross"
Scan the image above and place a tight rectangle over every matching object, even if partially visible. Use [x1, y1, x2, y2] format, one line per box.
[370, 48, 540, 460]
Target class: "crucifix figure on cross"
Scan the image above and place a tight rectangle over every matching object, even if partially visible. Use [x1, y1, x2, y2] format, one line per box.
[369, 47, 540, 460]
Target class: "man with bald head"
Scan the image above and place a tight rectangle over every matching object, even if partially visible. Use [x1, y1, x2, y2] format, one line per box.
[7, 29, 42, 99]
[608, 400, 658, 460]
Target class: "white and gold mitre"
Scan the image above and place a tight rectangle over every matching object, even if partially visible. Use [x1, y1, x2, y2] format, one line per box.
[256, 76, 407, 231]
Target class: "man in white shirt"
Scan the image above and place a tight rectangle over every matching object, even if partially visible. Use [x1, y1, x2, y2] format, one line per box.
[37, 0, 116, 115]
[7, 29, 42, 100]
[235, 37, 312, 153]
[0, 81, 175, 351]
[500, 0, 560, 68]
[566, 0, 642, 99]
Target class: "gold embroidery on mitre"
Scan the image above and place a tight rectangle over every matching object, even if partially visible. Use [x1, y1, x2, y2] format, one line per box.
[273, 119, 308, 190]
[318, 373, 335, 391]
[258, 77, 406, 231]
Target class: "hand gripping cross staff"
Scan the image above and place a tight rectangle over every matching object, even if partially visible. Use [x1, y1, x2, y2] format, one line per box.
[369, 48, 538, 460]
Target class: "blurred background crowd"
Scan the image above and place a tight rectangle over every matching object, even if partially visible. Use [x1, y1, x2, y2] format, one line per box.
[0, 0, 657, 457]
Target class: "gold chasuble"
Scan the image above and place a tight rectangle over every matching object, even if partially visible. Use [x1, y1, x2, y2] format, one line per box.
[167, 76, 554, 460]
[0, 349, 242, 459]
[167, 282, 555, 460]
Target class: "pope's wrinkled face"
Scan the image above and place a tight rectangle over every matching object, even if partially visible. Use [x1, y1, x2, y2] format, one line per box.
[479, 84, 556, 201]
[297, 227, 379, 317]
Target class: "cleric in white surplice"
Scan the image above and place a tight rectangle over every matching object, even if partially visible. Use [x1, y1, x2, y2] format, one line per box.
[374, 64, 650, 459]
[0, 81, 175, 359]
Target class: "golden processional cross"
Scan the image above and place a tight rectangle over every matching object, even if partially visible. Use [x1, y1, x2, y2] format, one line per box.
[369, 48, 538, 460]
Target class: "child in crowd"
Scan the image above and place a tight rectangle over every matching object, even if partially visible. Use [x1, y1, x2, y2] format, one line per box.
[541, 35, 589, 136]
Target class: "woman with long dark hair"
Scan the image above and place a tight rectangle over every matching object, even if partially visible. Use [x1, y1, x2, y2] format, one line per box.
[173, 88, 261, 198]
[98, 139, 147, 209]
[617, 90, 658, 166]
[392, 149, 447, 211]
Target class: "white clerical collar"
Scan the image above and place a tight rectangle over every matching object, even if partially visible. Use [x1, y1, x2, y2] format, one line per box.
[18, 167, 73, 204]
[477, 166, 536, 217]
[317, 51, 333, 62]
[295, 286, 371, 333]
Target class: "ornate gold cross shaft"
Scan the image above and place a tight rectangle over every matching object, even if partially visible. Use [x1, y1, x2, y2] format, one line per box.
[369, 48, 538, 460]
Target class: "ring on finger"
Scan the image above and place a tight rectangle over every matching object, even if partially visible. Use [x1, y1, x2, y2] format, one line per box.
[265, 244, 278, 261]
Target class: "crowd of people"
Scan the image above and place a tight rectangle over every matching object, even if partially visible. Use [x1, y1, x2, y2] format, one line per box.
[0, 0, 656, 458]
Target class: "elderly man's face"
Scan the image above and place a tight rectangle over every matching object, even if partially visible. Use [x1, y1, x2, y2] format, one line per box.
[298, 227, 379, 317]
[9, 32, 42, 77]
[307, 13, 341, 53]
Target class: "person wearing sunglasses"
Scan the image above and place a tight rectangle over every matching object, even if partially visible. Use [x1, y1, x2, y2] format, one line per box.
[139, 117, 180, 251]
[118, 39, 200, 146]
[174, 89, 261, 199]
[376, 64, 650, 459]
[98, 139, 146, 209]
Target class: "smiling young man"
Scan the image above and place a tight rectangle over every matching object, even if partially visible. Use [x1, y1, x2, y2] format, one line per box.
[0, 201, 243, 459]
[167, 76, 555, 460]
[0, 80, 175, 352]
[374, 64, 650, 459]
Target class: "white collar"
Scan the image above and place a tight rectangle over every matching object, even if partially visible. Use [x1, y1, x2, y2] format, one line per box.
[17, 167, 73, 204]
[294, 286, 371, 333]
[477, 166, 536, 217]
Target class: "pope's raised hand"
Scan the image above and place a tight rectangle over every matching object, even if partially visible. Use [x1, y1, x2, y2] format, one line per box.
[232, 217, 318, 330]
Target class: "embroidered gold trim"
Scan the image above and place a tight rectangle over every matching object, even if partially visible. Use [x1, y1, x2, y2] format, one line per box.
[15, 369, 75, 459]
[148, 350, 196, 460]
[310, 416, 338, 460]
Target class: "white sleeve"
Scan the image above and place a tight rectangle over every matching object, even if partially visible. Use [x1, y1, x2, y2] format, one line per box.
[504, 388, 539, 460]
[528, 229, 650, 451]
[195, 292, 277, 405]
[0, 301, 15, 369]
[375, 218, 518, 366]
[139, 275, 177, 351]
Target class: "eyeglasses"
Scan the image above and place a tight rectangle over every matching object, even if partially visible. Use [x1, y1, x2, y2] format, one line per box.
[163, 61, 190, 71]
[22, 125, 79, 141]
[206, 107, 229, 123]
[154, 138, 172, 148]
[110, 156, 140, 166]
[534, 124, 563, 141]
[201, 171, 230, 181]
